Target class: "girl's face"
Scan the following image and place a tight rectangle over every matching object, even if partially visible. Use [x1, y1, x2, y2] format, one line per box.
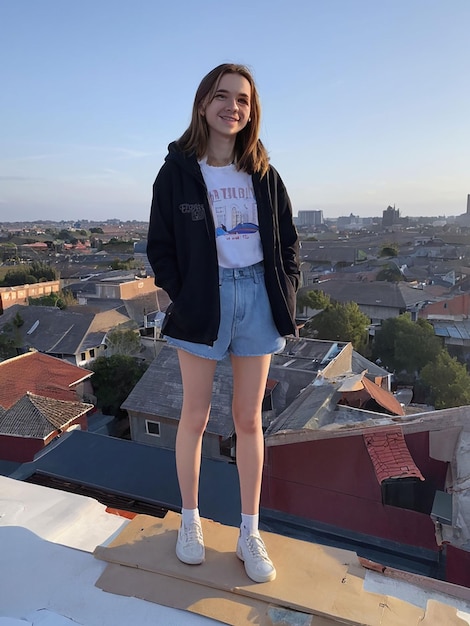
[203, 73, 251, 141]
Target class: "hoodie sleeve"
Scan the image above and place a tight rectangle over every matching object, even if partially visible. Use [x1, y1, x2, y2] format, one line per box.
[146, 163, 182, 302]
[273, 169, 300, 291]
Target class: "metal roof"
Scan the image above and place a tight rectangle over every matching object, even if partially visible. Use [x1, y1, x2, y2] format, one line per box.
[12, 429, 241, 527]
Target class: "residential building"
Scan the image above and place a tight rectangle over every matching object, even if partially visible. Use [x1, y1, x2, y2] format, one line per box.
[122, 337, 398, 460]
[0, 304, 135, 365]
[0, 392, 93, 462]
[0, 350, 94, 408]
[0, 279, 60, 313]
[297, 209, 323, 227]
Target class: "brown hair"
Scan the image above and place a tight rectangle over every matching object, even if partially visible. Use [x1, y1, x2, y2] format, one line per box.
[177, 63, 269, 176]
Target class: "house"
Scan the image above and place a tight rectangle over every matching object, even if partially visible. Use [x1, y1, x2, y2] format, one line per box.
[0, 279, 60, 313]
[261, 406, 470, 589]
[421, 293, 470, 321]
[0, 304, 135, 365]
[0, 392, 94, 462]
[0, 350, 94, 408]
[122, 337, 400, 460]
[122, 341, 235, 460]
[68, 272, 157, 303]
[420, 293, 470, 362]
[66, 269, 170, 330]
[300, 279, 439, 324]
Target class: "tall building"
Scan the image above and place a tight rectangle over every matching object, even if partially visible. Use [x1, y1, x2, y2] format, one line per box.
[297, 210, 323, 227]
[382, 205, 400, 227]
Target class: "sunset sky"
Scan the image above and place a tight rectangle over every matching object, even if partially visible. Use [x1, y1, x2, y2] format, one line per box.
[2, 0, 469, 222]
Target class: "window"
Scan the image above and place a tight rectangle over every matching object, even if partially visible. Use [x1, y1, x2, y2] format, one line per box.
[89, 349, 95, 358]
[145, 420, 160, 437]
[80, 352, 86, 361]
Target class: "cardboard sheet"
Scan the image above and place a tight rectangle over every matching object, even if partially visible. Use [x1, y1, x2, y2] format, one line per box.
[93, 511, 465, 626]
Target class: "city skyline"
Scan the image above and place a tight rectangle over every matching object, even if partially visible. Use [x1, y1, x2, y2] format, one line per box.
[2, 1, 469, 222]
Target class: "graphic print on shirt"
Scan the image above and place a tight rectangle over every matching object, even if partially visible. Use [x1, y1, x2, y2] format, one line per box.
[208, 184, 258, 239]
[200, 162, 264, 268]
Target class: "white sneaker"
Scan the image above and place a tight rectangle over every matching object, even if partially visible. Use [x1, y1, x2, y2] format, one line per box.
[176, 521, 205, 565]
[236, 532, 276, 583]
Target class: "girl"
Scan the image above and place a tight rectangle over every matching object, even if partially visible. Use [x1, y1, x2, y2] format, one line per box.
[147, 63, 299, 583]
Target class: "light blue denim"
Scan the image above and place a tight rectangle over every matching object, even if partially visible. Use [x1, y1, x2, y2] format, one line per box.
[165, 261, 286, 360]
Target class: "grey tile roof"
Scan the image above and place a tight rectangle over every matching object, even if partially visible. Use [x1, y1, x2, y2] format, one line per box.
[0, 305, 94, 355]
[351, 350, 390, 379]
[123, 337, 388, 440]
[122, 342, 235, 438]
[266, 382, 340, 434]
[0, 305, 133, 357]
[0, 392, 93, 438]
[311, 280, 434, 309]
[80, 332, 106, 350]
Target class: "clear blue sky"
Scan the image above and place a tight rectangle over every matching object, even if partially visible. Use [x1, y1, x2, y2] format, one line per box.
[1, 0, 469, 222]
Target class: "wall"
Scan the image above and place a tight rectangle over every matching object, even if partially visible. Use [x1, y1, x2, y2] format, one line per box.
[0, 280, 60, 311]
[262, 431, 448, 552]
[128, 410, 223, 459]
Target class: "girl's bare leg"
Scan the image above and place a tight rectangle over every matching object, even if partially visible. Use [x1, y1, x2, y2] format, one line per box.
[230, 354, 272, 514]
[175, 350, 217, 509]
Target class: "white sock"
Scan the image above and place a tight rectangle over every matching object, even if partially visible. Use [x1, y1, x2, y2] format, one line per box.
[181, 507, 200, 528]
[241, 513, 259, 537]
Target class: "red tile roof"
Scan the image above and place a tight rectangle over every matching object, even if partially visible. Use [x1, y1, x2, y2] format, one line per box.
[364, 427, 425, 484]
[0, 351, 93, 409]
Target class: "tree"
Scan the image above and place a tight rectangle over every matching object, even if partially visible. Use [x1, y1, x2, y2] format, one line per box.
[1, 261, 58, 286]
[0, 316, 23, 361]
[90, 355, 148, 417]
[0, 332, 16, 361]
[110, 257, 139, 271]
[106, 327, 141, 356]
[372, 314, 441, 376]
[28, 289, 77, 309]
[2, 269, 37, 286]
[379, 243, 399, 257]
[376, 264, 404, 282]
[297, 289, 330, 315]
[301, 300, 370, 351]
[421, 350, 470, 409]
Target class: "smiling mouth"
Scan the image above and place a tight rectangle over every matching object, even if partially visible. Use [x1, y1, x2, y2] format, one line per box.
[220, 116, 239, 122]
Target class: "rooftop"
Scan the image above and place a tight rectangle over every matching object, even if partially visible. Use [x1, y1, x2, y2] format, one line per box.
[0, 351, 92, 409]
[2, 474, 470, 625]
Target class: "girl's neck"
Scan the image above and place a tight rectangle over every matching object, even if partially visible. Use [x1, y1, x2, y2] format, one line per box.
[206, 137, 235, 167]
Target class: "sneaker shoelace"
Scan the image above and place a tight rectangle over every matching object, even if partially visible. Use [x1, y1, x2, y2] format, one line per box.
[246, 535, 271, 562]
[184, 522, 203, 545]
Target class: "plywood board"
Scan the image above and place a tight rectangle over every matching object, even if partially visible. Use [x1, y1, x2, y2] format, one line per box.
[93, 512, 462, 626]
[96, 563, 273, 626]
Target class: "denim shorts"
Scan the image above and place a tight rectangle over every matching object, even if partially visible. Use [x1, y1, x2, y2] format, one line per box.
[165, 261, 286, 360]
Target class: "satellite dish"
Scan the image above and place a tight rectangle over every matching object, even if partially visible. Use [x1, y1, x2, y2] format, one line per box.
[394, 388, 413, 406]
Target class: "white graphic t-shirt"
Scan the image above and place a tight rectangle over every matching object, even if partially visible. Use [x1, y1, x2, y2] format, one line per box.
[199, 159, 264, 268]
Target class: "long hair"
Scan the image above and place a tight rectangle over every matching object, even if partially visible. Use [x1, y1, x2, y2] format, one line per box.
[177, 63, 269, 176]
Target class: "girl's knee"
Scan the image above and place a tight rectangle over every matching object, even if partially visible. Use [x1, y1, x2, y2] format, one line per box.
[234, 414, 261, 436]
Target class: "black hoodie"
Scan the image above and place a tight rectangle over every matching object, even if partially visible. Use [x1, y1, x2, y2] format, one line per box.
[147, 142, 300, 345]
